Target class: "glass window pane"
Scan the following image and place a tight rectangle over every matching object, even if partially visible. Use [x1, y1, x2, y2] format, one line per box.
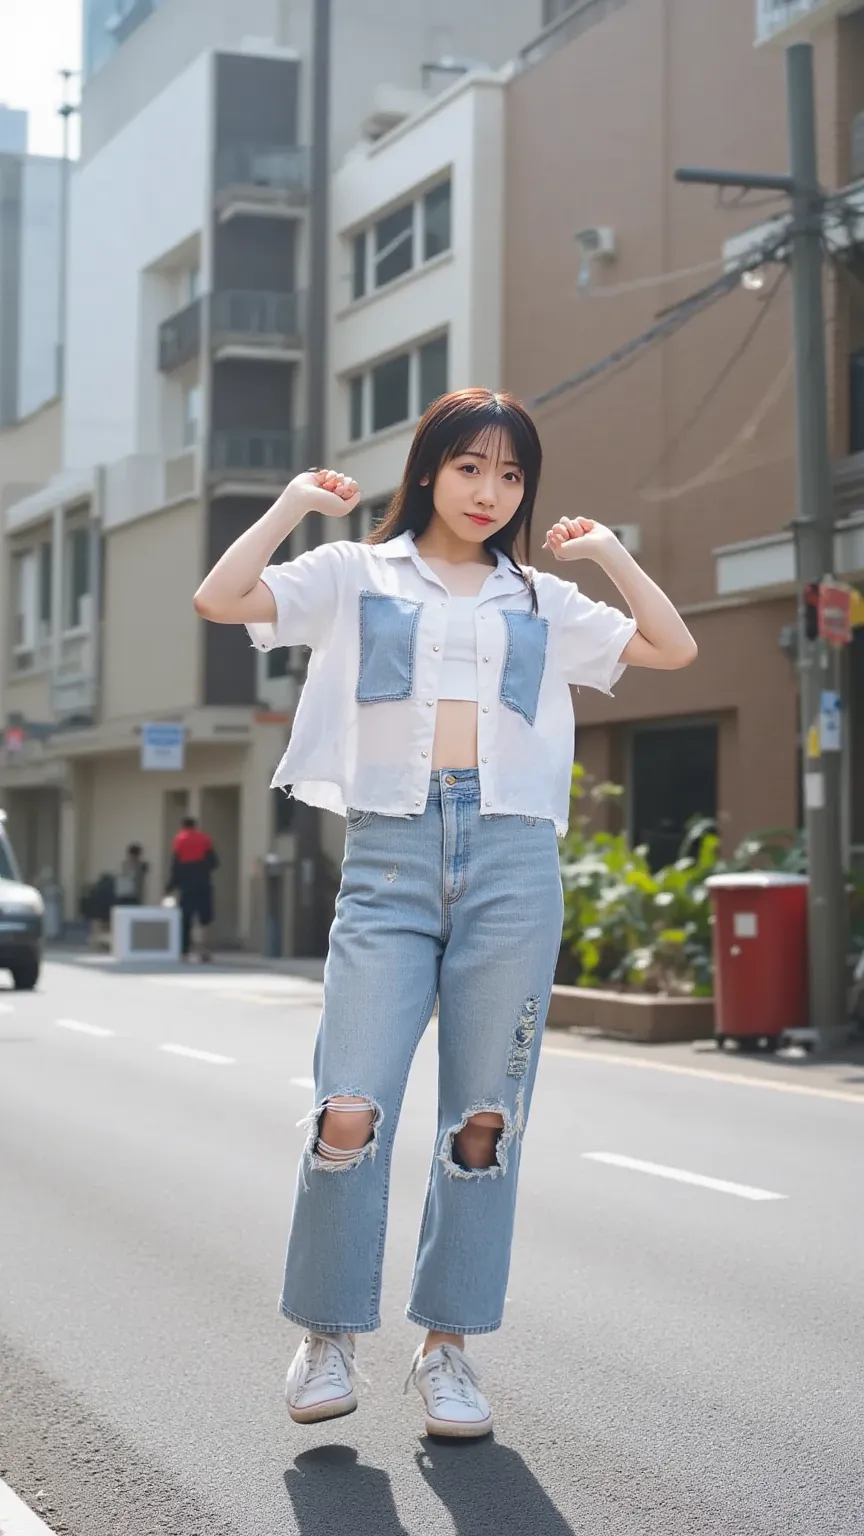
[371, 352, 411, 432]
[374, 203, 413, 287]
[418, 334, 448, 413]
[423, 180, 451, 261]
[39, 541, 52, 626]
[349, 376, 364, 441]
[352, 232, 366, 300]
[67, 528, 91, 629]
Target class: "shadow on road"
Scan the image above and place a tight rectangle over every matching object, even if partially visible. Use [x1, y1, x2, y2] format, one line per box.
[283, 1440, 576, 1536]
[416, 1438, 576, 1536]
[284, 1446, 411, 1535]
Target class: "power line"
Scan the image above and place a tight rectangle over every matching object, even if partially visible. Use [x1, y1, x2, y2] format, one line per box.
[638, 269, 787, 497]
[529, 231, 789, 413]
[640, 352, 793, 503]
[580, 256, 722, 299]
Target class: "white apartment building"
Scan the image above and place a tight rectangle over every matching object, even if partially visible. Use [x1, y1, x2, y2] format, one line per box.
[0, 0, 541, 955]
[0, 144, 64, 428]
[328, 70, 509, 521]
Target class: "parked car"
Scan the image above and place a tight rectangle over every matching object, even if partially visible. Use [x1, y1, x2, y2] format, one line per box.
[0, 810, 43, 990]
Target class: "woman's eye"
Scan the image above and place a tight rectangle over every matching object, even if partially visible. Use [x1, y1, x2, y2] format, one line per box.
[459, 464, 478, 474]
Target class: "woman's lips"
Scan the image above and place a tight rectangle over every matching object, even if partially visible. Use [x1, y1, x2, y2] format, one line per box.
[466, 514, 493, 526]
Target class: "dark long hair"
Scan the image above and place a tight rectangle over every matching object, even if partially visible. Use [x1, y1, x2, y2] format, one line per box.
[366, 389, 542, 611]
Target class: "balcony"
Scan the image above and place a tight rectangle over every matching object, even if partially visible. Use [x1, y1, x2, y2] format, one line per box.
[209, 427, 308, 492]
[211, 289, 305, 360]
[52, 631, 98, 723]
[214, 144, 309, 222]
[158, 296, 202, 373]
[755, 0, 853, 45]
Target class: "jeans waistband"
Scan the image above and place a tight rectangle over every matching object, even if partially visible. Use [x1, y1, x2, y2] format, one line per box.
[426, 769, 480, 802]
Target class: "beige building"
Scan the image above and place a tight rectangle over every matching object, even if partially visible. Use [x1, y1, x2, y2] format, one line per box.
[504, 0, 864, 867]
[0, 0, 544, 952]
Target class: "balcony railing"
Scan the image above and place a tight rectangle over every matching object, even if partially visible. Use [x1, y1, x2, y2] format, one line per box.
[215, 143, 309, 199]
[158, 296, 202, 373]
[755, 0, 845, 45]
[211, 289, 305, 347]
[210, 427, 308, 478]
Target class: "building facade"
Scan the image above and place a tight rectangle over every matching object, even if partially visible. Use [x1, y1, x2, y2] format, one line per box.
[0, 147, 64, 428]
[0, 0, 543, 951]
[503, 0, 864, 868]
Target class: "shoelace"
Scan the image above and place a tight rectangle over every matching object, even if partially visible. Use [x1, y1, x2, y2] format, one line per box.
[404, 1344, 482, 1406]
[300, 1335, 353, 1393]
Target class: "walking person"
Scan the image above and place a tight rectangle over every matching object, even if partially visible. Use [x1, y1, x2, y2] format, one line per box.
[166, 816, 218, 962]
[193, 389, 697, 1438]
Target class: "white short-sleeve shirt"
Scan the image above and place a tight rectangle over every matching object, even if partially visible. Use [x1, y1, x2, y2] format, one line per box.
[247, 531, 637, 837]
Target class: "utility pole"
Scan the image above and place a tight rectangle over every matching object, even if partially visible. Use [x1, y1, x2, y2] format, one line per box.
[676, 41, 847, 1052]
[290, 0, 331, 957]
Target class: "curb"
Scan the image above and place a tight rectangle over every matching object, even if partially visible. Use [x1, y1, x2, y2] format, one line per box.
[0, 1478, 59, 1535]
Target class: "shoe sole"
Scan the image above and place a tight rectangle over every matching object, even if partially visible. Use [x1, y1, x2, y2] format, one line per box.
[287, 1391, 358, 1425]
[424, 1413, 493, 1439]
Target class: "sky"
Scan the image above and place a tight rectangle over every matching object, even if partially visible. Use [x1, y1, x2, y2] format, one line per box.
[0, 0, 83, 158]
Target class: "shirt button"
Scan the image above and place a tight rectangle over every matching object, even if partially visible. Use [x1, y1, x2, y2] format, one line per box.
[433, 645, 440, 652]
[485, 799, 491, 806]
[481, 756, 488, 764]
[421, 750, 428, 758]
[427, 700, 434, 707]
[482, 706, 489, 714]
[483, 656, 490, 663]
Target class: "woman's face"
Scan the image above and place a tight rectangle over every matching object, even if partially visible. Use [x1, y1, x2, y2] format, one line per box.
[427, 431, 525, 548]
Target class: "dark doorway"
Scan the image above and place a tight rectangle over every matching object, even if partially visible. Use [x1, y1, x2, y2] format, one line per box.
[630, 722, 718, 870]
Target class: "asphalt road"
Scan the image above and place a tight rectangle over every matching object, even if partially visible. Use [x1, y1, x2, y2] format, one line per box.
[1, 958, 862, 1536]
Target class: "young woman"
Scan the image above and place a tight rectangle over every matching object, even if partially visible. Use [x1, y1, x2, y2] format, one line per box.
[193, 389, 696, 1440]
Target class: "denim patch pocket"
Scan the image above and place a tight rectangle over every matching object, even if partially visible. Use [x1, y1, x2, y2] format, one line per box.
[356, 591, 422, 704]
[499, 610, 549, 726]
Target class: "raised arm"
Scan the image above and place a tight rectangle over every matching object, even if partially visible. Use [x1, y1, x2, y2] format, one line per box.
[192, 469, 359, 626]
[544, 516, 697, 670]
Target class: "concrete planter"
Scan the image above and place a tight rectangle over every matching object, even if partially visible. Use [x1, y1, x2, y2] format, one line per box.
[547, 985, 715, 1044]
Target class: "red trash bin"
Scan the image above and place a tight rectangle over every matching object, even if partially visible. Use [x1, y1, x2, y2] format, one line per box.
[706, 873, 809, 1049]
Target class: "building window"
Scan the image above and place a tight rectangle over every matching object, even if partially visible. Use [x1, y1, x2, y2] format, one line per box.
[349, 375, 365, 441]
[418, 334, 448, 414]
[66, 527, 91, 631]
[352, 231, 367, 301]
[348, 332, 448, 442]
[187, 264, 201, 303]
[39, 541, 52, 631]
[348, 177, 451, 302]
[374, 202, 415, 289]
[423, 181, 452, 262]
[182, 383, 202, 447]
[372, 352, 411, 433]
[12, 550, 37, 662]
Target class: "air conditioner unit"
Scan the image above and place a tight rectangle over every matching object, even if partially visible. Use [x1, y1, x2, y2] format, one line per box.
[574, 226, 616, 261]
[609, 523, 642, 556]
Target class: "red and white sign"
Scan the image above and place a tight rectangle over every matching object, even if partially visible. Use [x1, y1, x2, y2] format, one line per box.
[2, 727, 24, 754]
[818, 580, 852, 647]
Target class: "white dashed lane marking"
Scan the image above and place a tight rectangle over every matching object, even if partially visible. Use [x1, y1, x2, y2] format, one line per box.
[159, 1043, 235, 1066]
[582, 1152, 787, 1203]
[55, 1018, 116, 1038]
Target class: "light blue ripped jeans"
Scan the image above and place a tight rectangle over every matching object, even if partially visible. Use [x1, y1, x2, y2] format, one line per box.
[280, 768, 564, 1337]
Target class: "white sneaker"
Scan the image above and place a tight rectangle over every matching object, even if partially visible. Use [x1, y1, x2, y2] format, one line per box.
[405, 1343, 493, 1438]
[285, 1332, 358, 1424]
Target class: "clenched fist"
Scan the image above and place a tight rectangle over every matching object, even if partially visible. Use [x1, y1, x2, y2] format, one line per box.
[543, 516, 619, 562]
[289, 468, 361, 518]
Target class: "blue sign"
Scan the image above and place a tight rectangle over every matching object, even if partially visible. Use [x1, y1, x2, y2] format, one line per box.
[819, 691, 842, 754]
[141, 722, 186, 771]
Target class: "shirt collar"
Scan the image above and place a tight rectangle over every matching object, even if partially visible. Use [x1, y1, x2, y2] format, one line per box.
[369, 531, 528, 597]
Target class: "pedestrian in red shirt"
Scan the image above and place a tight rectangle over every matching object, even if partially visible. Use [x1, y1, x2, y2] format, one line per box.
[166, 817, 219, 962]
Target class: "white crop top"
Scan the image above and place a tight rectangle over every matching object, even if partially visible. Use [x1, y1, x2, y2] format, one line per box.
[438, 595, 480, 702]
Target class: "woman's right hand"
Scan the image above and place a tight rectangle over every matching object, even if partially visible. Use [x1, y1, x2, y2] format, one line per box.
[288, 468, 361, 518]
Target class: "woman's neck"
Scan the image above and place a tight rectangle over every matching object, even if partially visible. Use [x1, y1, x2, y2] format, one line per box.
[415, 521, 496, 567]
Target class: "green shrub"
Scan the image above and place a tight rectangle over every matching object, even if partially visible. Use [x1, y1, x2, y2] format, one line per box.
[558, 764, 861, 996]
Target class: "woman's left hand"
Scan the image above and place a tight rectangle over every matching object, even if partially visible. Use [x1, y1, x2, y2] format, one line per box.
[543, 517, 619, 562]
